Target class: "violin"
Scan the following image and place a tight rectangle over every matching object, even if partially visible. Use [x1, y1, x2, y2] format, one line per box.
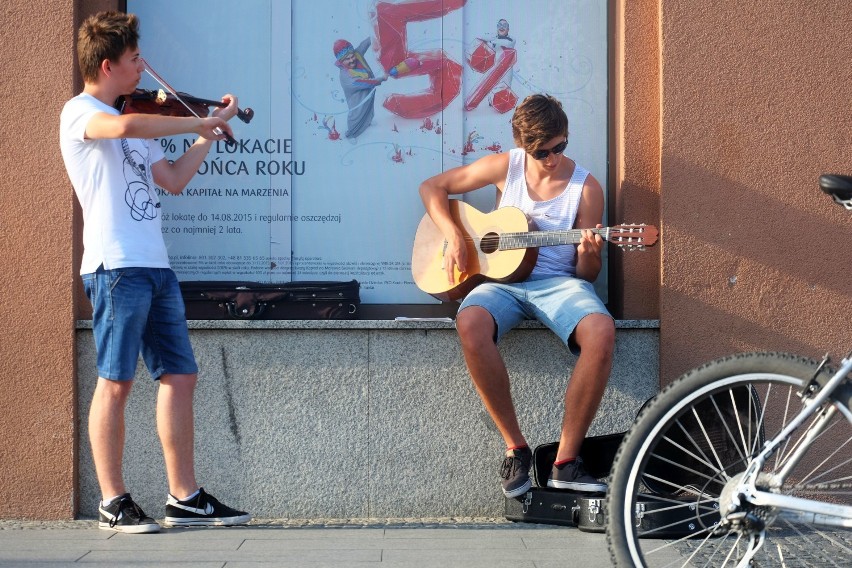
[114, 57, 255, 147]
[116, 88, 254, 124]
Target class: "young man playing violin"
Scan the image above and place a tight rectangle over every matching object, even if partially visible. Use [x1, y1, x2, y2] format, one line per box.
[60, 10, 250, 533]
[419, 94, 614, 498]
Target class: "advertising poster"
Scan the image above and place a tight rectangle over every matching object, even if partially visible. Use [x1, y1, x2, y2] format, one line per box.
[128, 0, 607, 305]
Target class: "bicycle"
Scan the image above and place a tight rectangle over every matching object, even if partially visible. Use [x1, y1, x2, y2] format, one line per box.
[605, 174, 852, 567]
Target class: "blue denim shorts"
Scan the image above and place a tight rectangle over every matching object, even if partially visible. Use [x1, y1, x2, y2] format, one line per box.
[82, 266, 198, 381]
[458, 275, 611, 353]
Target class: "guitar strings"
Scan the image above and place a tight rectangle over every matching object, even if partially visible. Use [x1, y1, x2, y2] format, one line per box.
[451, 228, 651, 245]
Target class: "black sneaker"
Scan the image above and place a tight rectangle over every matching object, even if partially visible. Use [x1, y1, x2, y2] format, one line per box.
[98, 494, 160, 534]
[163, 488, 251, 527]
[500, 447, 532, 498]
[547, 456, 607, 492]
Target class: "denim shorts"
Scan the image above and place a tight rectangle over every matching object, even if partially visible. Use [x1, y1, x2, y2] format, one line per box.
[458, 275, 611, 353]
[82, 266, 198, 381]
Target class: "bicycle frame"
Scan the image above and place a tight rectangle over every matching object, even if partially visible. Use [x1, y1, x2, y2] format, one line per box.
[728, 354, 852, 527]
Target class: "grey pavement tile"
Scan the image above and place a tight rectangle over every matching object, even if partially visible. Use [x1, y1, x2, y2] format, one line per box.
[0, 532, 243, 552]
[534, 560, 612, 568]
[382, 547, 611, 568]
[0, 564, 223, 568]
[213, 527, 386, 540]
[520, 534, 609, 549]
[382, 547, 613, 565]
[239, 536, 527, 552]
[225, 562, 538, 568]
[0, 550, 91, 562]
[80, 548, 381, 563]
[0, 528, 111, 541]
[383, 527, 567, 539]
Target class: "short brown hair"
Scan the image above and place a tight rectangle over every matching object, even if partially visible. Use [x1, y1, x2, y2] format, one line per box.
[77, 11, 140, 83]
[511, 94, 569, 152]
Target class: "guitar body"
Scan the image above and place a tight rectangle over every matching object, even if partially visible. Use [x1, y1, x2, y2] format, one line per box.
[411, 201, 538, 302]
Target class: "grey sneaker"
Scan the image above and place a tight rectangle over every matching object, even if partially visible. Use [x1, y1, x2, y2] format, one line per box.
[547, 456, 606, 492]
[98, 494, 160, 534]
[500, 447, 532, 498]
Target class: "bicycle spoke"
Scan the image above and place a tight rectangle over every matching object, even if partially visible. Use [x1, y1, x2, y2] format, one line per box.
[720, 530, 748, 567]
[691, 406, 732, 478]
[648, 449, 726, 488]
[675, 418, 723, 478]
[774, 516, 851, 567]
[772, 382, 794, 472]
[715, 391, 749, 464]
[799, 427, 851, 486]
[775, 408, 824, 470]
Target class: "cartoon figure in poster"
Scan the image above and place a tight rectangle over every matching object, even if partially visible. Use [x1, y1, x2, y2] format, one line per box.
[466, 17, 519, 113]
[487, 19, 515, 54]
[485, 18, 517, 106]
[333, 38, 388, 140]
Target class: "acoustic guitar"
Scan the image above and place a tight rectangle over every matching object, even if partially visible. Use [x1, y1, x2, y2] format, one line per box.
[411, 200, 658, 301]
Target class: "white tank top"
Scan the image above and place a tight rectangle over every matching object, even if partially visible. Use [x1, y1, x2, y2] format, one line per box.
[498, 148, 588, 277]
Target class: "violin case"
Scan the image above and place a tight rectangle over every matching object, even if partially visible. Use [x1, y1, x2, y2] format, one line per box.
[179, 280, 360, 320]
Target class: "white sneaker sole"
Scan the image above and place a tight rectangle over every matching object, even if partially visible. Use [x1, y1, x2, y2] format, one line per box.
[98, 521, 160, 534]
[502, 477, 532, 498]
[546, 479, 607, 493]
[162, 513, 252, 527]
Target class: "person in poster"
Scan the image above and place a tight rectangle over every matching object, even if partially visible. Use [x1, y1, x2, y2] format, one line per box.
[486, 18, 515, 52]
[418, 94, 614, 498]
[334, 38, 387, 139]
[59, 11, 251, 533]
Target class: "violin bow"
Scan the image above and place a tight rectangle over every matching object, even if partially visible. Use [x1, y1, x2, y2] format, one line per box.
[140, 58, 237, 146]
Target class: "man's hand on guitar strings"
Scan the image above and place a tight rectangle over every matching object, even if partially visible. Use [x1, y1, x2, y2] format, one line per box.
[443, 233, 467, 285]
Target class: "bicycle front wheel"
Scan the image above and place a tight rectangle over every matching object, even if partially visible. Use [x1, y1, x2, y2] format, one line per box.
[606, 352, 852, 567]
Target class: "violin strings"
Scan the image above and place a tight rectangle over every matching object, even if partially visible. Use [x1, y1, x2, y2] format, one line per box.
[141, 58, 203, 120]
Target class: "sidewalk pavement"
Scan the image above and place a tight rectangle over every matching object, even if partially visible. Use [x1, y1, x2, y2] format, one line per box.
[0, 518, 616, 568]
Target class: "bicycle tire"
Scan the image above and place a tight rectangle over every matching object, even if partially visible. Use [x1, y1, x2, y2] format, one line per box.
[606, 351, 852, 567]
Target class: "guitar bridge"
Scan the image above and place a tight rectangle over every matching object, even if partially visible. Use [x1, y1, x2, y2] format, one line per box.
[441, 240, 448, 270]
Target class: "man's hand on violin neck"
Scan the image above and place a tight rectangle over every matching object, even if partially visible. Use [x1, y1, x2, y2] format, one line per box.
[211, 94, 238, 121]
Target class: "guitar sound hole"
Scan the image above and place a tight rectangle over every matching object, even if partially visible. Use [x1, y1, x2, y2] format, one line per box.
[480, 232, 500, 254]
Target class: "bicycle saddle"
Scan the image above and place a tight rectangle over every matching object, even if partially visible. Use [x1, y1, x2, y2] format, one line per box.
[819, 174, 852, 201]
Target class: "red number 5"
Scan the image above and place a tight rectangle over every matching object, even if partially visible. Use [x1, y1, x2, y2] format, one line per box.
[373, 0, 466, 119]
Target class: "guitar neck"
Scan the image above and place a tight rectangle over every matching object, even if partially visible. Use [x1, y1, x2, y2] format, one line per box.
[498, 228, 609, 250]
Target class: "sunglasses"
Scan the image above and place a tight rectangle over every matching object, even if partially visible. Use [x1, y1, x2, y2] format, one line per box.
[530, 139, 568, 160]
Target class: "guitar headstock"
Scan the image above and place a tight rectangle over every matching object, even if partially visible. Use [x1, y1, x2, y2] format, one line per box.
[607, 224, 659, 251]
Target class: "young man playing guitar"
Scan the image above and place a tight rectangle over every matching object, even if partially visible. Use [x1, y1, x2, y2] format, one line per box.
[419, 94, 614, 497]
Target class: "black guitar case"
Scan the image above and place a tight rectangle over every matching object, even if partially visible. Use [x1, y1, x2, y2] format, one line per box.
[504, 487, 580, 527]
[505, 389, 752, 535]
[577, 494, 720, 537]
[505, 432, 618, 529]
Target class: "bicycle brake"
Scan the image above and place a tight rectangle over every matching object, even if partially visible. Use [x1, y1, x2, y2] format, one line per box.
[799, 353, 831, 400]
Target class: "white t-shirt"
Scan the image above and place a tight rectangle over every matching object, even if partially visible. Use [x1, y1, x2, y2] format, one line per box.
[499, 148, 588, 277]
[60, 93, 169, 274]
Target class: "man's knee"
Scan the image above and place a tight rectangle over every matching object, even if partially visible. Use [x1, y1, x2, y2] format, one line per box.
[159, 373, 198, 393]
[456, 306, 496, 348]
[574, 314, 615, 358]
